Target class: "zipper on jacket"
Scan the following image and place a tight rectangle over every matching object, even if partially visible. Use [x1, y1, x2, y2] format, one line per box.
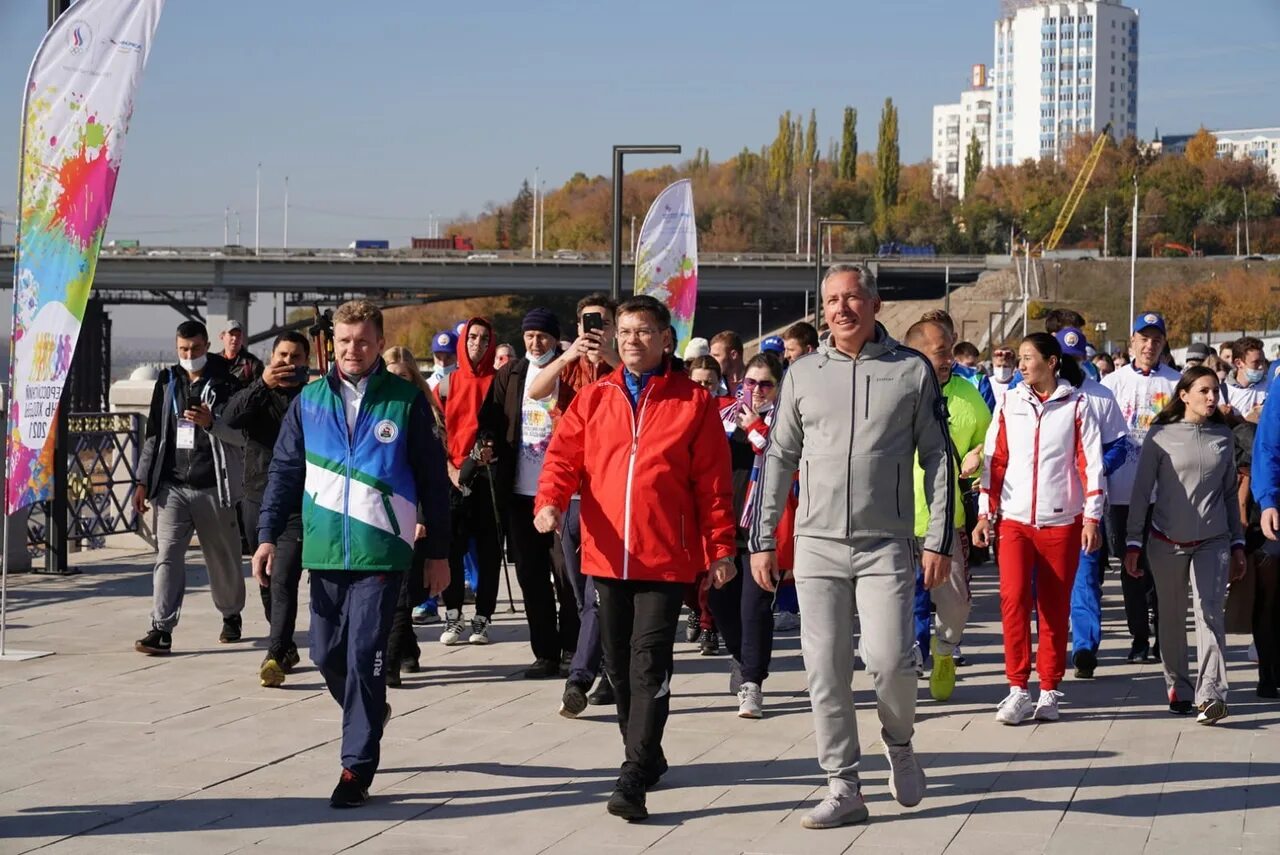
[614, 383, 653, 581]
[847, 361, 857, 538]
[1030, 399, 1045, 524]
[679, 513, 686, 550]
[864, 374, 871, 420]
[895, 463, 902, 518]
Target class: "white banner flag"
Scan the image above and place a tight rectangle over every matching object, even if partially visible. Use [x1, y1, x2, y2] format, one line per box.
[634, 179, 698, 357]
[7, 0, 165, 513]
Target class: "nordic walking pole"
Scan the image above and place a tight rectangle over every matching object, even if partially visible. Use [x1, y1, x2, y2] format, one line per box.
[484, 466, 517, 613]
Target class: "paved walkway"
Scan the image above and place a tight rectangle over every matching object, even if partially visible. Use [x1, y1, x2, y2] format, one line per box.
[1, 545, 1277, 854]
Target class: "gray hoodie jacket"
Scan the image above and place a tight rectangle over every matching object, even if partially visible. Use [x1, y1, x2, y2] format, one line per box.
[1125, 420, 1245, 549]
[748, 324, 955, 556]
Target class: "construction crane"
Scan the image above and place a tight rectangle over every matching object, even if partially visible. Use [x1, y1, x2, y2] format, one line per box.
[1040, 122, 1112, 252]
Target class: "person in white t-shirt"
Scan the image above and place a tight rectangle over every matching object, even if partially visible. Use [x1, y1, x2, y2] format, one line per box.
[480, 308, 579, 680]
[1221, 335, 1270, 426]
[1102, 312, 1181, 664]
[989, 346, 1016, 401]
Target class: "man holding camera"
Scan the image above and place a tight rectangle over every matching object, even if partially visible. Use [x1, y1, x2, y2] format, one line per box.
[440, 317, 503, 645]
[134, 321, 248, 654]
[528, 294, 622, 713]
[222, 331, 312, 687]
[254, 300, 451, 808]
[535, 295, 737, 822]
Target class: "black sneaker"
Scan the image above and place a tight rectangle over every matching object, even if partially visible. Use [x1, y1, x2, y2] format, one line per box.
[587, 677, 614, 706]
[386, 668, 402, 688]
[606, 781, 648, 821]
[1127, 639, 1150, 663]
[329, 769, 369, 808]
[135, 628, 172, 655]
[559, 651, 573, 679]
[219, 614, 243, 644]
[1073, 649, 1097, 679]
[560, 680, 589, 719]
[1169, 699, 1194, 715]
[699, 630, 720, 656]
[283, 645, 301, 672]
[643, 753, 669, 789]
[525, 657, 560, 679]
[685, 617, 702, 644]
[400, 657, 420, 674]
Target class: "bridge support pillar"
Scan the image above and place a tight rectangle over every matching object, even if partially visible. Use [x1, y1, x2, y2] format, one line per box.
[205, 287, 250, 340]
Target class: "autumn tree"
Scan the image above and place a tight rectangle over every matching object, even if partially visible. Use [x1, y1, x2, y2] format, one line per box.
[964, 129, 983, 197]
[874, 97, 900, 237]
[1184, 126, 1218, 167]
[839, 107, 858, 181]
[768, 111, 795, 197]
[803, 109, 818, 170]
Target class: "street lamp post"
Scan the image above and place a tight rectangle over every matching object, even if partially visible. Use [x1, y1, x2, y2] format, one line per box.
[813, 218, 866, 328]
[805, 168, 814, 263]
[611, 145, 681, 300]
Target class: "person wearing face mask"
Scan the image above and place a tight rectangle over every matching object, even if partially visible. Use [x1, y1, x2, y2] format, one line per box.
[426, 330, 459, 405]
[709, 352, 789, 719]
[481, 308, 582, 679]
[134, 321, 248, 655]
[989, 347, 1017, 400]
[1126, 367, 1246, 723]
[1103, 312, 1182, 663]
[1223, 336, 1270, 427]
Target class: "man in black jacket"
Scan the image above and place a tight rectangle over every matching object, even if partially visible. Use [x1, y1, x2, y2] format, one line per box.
[134, 321, 248, 654]
[223, 331, 311, 686]
[481, 308, 580, 679]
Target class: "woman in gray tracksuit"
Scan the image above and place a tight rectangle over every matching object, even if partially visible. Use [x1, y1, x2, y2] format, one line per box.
[1125, 365, 1247, 724]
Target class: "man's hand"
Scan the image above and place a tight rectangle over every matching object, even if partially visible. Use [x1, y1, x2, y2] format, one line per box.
[424, 558, 450, 597]
[1123, 549, 1144, 579]
[971, 517, 992, 549]
[1229, 548, 1248, 583]
[534, 505, 562, 534]
[709, 556, 737, 589]
[132, 484, 149, 516]
[1081, 521, 1101, 555]
[183, 403, 213, 429]
[586, 330, 621, 368]
[1265, 508, 1280, 541]
[750, 551, 779, 592]
[262, 363, 296, 389]
[448, 463, 462, 490]
[252, 542, 275, 588]
[414, 523, 427, 541]
[563, 335, 593, 364]
[1247, 404, 1265, 425]
[921, 549, 950, 591]
[960, 447, 983, 479]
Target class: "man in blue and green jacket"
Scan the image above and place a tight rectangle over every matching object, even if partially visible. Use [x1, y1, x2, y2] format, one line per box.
[254, 300, 451, 809]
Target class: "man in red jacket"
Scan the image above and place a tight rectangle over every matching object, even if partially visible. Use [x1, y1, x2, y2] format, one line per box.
[535, 295, 737, 822]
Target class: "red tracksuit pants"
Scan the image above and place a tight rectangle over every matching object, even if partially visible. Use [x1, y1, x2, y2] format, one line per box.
[997, 518, 1082, 691]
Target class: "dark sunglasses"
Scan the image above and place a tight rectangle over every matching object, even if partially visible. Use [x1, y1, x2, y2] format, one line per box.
[743, 378, 776, 391]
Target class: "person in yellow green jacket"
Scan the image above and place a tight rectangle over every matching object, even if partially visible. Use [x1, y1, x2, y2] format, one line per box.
[905, 319, 991, 702]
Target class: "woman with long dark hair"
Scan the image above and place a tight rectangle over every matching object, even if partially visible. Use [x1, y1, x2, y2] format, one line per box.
[1124, 365, 1246, 723]
[973, 332, 1103, 725]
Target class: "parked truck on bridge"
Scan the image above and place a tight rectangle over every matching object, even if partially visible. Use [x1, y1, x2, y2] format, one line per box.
[348, 239, 390, 250]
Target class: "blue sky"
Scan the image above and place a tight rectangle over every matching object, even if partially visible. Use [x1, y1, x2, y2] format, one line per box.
[1, 0, 1278, 253]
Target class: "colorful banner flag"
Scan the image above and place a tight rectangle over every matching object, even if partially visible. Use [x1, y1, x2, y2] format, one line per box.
[634, 179, 698, 356]
[7, 0, 165, 514]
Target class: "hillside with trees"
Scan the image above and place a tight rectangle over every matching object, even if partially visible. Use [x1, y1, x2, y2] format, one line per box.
[450, 118, 1279, 257]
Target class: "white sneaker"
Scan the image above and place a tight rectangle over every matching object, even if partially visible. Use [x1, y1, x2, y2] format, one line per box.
[994, 687, 1034, 725]
[1034, 689, 1063, 722]
[773, 611, 800, 632]
[737, 682, 763, 719]
[439, 609, 467, 646]
[469, 615, 492, 644]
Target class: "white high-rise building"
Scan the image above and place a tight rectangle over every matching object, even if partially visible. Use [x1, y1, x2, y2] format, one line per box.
[992, 0, 1138, 167]
[932, 65, 994, 199]
[1161, 128, 1280, 185]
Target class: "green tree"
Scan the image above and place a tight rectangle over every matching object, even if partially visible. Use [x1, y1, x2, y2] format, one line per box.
[874, 97, 900, 236]
[839, 107, 858, 181]
[494, 207, 508, 249]
[804, 108, 818, 169]
[509, 180, 533, 248]
[964, 129, 983, 197]
[768, 111, 795, 196]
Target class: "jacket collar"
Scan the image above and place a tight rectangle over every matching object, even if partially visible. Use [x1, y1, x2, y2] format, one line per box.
[1012, 377, 1076, 405]
[326, 357, 385, 393]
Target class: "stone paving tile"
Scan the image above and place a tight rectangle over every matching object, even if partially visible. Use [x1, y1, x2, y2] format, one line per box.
[1, 548, 1277, 854]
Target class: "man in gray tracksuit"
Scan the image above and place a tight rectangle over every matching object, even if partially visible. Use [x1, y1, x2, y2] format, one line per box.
[748, 263, 954, 829]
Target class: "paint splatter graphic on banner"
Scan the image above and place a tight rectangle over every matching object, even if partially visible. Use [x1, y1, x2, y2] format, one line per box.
[7, 0, 162, 514]
[634, 180, 698, 356]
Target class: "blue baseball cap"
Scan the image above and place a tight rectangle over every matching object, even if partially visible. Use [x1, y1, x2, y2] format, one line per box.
[760, 335, 785, 355]
[1133, 312, 1167, 336]
[431, 330, 459, 354]
[1055, 327, 1088, 359]
[454, 320, 468, 338]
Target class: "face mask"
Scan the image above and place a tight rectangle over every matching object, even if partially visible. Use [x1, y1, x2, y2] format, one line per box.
[1246, 368, 1266, 385]
[179, 354, 207, 373]
[528, 348, 557, 368]
[993, 365, 1014, 383]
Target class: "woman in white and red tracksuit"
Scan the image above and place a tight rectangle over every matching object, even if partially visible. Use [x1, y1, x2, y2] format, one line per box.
[974, 332, 1105, 726]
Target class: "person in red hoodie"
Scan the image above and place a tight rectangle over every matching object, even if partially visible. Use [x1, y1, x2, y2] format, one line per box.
[439, 318, 503, 646]
[535, 295, 737, 822]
